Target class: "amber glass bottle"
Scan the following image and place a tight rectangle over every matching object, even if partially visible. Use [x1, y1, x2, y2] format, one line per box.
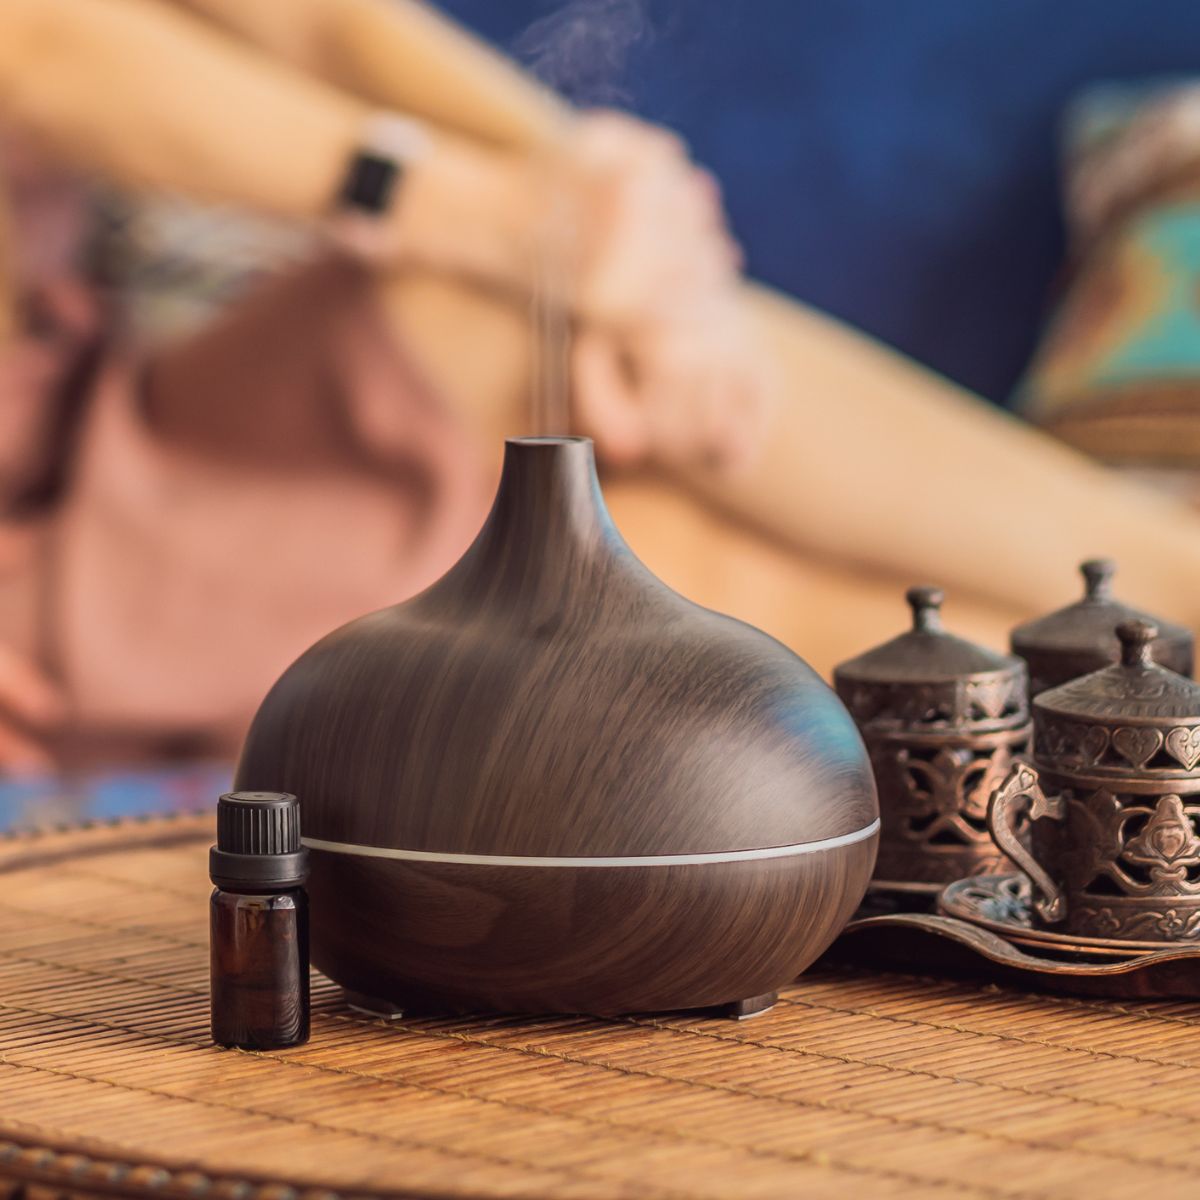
[209, 791, 310, 1050]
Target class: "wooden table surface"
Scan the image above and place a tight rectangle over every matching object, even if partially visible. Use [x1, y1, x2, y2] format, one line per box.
[1, 813, 1198, 1200]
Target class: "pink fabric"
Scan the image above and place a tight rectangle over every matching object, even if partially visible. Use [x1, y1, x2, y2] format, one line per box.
[4, 254, 492, 757]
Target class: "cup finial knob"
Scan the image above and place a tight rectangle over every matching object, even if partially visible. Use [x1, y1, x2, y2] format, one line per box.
[1081, 558, 1116, 601]
[1117, 618, 1157, 667]
[906, 585, 945, 633]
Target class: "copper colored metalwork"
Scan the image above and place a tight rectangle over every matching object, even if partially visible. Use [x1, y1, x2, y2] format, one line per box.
[990, 619, 1200, 942]
[830, 910, 1200, 998]
[939, 872, 1169, 956]
[834, 586, 1031, 895]
[1011, 558, 1193, 698]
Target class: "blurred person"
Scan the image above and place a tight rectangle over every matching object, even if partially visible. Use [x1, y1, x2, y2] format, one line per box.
[4, 0, 1200, 773]
[0, 0, 762, 772]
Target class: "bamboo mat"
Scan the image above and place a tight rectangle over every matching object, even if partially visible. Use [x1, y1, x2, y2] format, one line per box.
[3, 818, 1200, 1199]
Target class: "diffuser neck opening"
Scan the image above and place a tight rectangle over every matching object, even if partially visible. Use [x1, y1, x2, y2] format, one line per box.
[489, 436, 609, 543]
[434, 435, 621, 608]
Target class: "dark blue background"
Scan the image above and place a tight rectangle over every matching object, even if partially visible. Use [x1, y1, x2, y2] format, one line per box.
[442, 0, 1200, 403]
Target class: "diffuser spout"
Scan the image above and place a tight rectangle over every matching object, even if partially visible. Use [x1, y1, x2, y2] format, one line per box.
[497, 437, 604, 525]
[426, 435, 627, 615]
[484, 435, 612, 553]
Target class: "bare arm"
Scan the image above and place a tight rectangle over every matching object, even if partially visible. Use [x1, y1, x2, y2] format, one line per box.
[166, 0, 569, 148]
[9, 0, 1200, 624]
[703, 288, 1200, 618]
[0, 0, 566, 352]
[0, 0, 564, 300]
[173, 0, 1200, 618]
[0, 0, 362, 218]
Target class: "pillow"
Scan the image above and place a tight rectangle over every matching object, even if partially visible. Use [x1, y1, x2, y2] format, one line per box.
[1016, 81, 1200, 483]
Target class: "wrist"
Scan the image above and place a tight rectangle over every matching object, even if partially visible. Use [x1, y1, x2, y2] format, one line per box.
[387, 135, 540, 289]
[325, 116, 572, 302]
[325, 111, 431, 263]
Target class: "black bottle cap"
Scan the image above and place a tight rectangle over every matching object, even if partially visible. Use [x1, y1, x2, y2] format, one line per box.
[209, 792, 309, 890]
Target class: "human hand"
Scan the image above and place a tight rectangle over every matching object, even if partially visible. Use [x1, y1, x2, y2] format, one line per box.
[564, 111, 741, 327]
[558, 113, 772, 470]
[571, 292, 773, 473]
[383, 111, 740, 319]
[378, 110, 769, 470]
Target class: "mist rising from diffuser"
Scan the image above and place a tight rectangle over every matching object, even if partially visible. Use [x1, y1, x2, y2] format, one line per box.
[516, 0, 652, 436]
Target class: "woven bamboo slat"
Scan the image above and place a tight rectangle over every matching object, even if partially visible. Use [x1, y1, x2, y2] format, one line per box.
[1, 816, 1200, 1199]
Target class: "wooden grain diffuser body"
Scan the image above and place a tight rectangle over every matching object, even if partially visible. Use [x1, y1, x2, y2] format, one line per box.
[236, 437, 879, 1015]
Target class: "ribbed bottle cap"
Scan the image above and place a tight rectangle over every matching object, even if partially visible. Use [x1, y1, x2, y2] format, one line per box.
[217, 791, 301, 855]
[210, 792, 308, 890]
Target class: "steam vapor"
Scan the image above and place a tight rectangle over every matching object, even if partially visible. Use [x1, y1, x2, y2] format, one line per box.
[515, 0, 652, 107]
[515, 0, 654, 435]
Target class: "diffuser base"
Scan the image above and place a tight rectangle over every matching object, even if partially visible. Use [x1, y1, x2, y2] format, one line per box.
[724, 991, 778, 1020]
[309, 835, 878, 1018]
[343, 986, 781, 1022]
[344, 989, 405, 1020]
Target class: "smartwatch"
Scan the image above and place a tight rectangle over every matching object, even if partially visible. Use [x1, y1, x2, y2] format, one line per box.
[337, 113, 431, 216]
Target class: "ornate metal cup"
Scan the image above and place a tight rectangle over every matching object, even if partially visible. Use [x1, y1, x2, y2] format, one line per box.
[990, 620, 1200, 942]
[836, 587, 1031, 897]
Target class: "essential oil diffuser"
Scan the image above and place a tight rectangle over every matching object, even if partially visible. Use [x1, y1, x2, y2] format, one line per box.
[235, 437, 879, 1015]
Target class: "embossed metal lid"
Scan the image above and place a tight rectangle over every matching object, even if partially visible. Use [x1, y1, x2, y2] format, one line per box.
[1032, 621, 1200, 776]
[1036, 620, 1200, 730]
[1011, 559, 1193, 694]
[834, 586, 1027, 731]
